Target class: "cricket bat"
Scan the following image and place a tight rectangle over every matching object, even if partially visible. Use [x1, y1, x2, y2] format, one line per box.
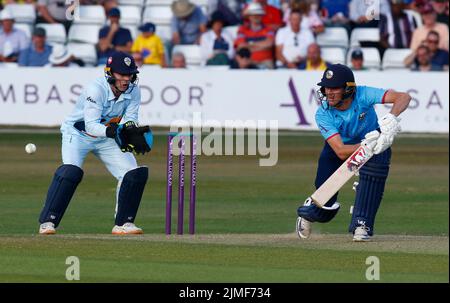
[311, 145, 373, 208]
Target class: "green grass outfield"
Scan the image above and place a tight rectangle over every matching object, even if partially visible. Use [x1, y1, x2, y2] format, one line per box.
[0, 131, 448, 282]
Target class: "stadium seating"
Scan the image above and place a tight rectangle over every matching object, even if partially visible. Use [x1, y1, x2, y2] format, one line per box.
[346, 47, 381, 70]
[73, 5, 106, 26]
[316, 27, 349, 49]
[191, 0, 208, 5]
[145, 0, 173, 5]
[118, 6, 142, 26]
[68, 24, 102, 44]
[119, 0, 146, 6]
[4, 4, 36, 24]
[143, 5, 173, 25]
[321, 47, 346, 65]
[13, 23, 32, 38]
[155, 25, 172, 42]
[36, 23, 67, 44]
[350, 28, 380, 47]
[67, 43, 98, 66]
[0, 2, 432, 71]
[382, 48, 412, 70]
[172, 45, 202, 67]
[404, 9, 423, 28]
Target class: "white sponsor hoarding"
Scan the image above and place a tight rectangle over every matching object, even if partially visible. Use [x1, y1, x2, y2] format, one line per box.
[0, 68, 448, 133]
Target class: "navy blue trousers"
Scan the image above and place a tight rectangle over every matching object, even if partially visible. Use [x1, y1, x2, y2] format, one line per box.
[315, 142, 391, 235]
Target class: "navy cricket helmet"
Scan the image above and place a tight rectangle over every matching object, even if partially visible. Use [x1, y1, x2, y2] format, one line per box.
[105, 51, 139, 76]
[317, 64, 356, 108]
[104, 51, 139, 92]
[317, 63, 355, 88]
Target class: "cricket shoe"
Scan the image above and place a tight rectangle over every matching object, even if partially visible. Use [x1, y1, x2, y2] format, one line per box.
[353, 223, 371, 242]
[296, 216, 312, 239]
[39, 222, 56, 235]
[112, 222, 143, 235]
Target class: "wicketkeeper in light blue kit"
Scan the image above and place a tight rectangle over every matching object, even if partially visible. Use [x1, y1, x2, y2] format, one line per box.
[38, 51, 153, 235]
[296, 64, 411, 241]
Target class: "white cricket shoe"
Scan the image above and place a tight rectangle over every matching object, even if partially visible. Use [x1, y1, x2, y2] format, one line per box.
[353, 224, 371, 242]
[39, 222, 56, 235]
[296, 216, 312, 239]
[112, 222, 143, 235]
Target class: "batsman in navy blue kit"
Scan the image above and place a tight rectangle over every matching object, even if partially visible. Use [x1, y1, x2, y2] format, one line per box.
[296, 64, 411, 241]
[38, 51, 153, 235]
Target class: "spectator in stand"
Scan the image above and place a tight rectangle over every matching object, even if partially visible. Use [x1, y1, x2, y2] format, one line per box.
[18, 27, 52, 66]
[97, 7, 133, 65]
[171, 0, 208, 45]
[0, 9, 29, 63]
[229, 46, 259, 68]
[304, 0, 325, 33]
[411, 0, 428, 11]
[171, 52, 187, 68]
[200, 11, 235, 66]
[431, 0, 449, 26]
[297, 42, 330, 70]
[425, 30, 449, 68]
[283, 0, 324, 34]
[349, 48, 367, 70]
[405, 30, 449, 69]
[410, 3, 449, 50]
[235, 2, 275, 69]
[100, 0, 119, 16]
[207, 0, 243, 26]
[48, 44, 85, 67]
[380, 0, 418, 50]
[275, 9, 315, 68]
[320, 0, 352, 28]
[37, 0, 72, 33]
[407, 44, 444, 70]
[254, 0, 284, 31]
[349, 0, 391, 29]
[131, 22, 166, 67]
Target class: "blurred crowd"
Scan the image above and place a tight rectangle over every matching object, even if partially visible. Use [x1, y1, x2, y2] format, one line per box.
[0, 0, 448, 71]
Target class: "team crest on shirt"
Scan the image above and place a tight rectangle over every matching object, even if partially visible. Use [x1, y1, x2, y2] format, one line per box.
[107, 56, 113, 65]
[325, 70, 333, 79]
[358, 112, 367, 120]
[124, 57, 131, 66]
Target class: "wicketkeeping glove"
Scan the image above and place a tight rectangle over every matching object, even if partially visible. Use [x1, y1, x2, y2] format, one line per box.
[124, 124, 153, 155]
[106, 121, 153, 155]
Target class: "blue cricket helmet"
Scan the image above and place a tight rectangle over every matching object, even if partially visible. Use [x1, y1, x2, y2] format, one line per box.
[317, 64, 356, 109]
